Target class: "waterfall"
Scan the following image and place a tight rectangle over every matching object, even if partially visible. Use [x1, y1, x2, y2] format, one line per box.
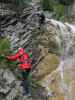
[44, 18, 75, 99]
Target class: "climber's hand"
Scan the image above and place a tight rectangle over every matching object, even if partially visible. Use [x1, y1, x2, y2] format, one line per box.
[6, 56, 10, 60]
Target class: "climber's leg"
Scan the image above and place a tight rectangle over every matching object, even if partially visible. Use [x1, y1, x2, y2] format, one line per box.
[22, 79, 31, 96]
[21, 70, 31, 96]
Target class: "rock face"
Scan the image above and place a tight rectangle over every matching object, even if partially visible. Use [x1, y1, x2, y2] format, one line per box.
[1, 1, 75, 100]
[40, 56, 75, 100]
[0, 68, 16, 100]
[0, 68, 34, 100]
[37, 20, 75, 100]
[32, 54, 59, 81]
[67, 0, 75, 23]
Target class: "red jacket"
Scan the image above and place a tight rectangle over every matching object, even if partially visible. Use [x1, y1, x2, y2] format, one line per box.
[7, 48, 32, 70]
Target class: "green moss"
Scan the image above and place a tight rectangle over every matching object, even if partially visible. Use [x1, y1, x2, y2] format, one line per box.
[53, 4, 65, 21]
[0, 37, 10, 68]
[0, 37, 10, 56]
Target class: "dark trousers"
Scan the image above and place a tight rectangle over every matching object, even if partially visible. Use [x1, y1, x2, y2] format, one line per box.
[21, 79, 30, 94]
[21, 69, 31, 94]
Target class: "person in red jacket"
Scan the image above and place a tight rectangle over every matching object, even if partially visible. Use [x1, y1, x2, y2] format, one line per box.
[6, 47, 32, 96]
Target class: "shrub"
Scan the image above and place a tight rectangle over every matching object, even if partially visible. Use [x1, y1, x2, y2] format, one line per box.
[40, 0, 65, 21]
[40, 0, 53, 11]
[57, 0, 73, 5]
[53, 4, 65, 21]
[0, 37, 10, 56]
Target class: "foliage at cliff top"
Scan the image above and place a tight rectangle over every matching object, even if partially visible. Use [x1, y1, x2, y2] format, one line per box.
[40, 0, 66, 21]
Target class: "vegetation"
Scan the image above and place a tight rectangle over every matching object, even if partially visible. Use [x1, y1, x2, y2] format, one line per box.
[40, 0, 53, 11]
[40, 0, 66, 21]
[53, 4, 65, 21]
[0, 37, 10, 69]
[57, 0, 73, 5]
[0, 37, 10, 56]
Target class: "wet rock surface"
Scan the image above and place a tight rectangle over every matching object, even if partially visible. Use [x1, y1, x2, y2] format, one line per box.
[0, 0, 75, 100]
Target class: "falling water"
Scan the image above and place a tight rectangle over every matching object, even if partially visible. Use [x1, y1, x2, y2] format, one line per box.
[44, 18, 75, 99]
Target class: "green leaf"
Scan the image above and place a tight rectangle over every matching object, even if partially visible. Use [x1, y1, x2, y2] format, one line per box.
[30, 54, 32, 59]
[0, 55, 5, 61]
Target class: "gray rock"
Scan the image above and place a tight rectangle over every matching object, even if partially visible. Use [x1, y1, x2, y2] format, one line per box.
[6, 88, 17, 100]
[3, 69, 15, 84]
[0, 69, 16, 95]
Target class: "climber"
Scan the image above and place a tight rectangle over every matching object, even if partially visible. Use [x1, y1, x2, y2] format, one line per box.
[6, 47, 32, 97]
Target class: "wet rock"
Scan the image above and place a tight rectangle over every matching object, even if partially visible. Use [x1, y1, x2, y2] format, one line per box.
[40, 54, 75, 100]
[41, 68, 64, 100]
[32, 54, 59, 81]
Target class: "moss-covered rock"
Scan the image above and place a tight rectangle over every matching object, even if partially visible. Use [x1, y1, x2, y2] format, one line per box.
[32, 53, 59, 81]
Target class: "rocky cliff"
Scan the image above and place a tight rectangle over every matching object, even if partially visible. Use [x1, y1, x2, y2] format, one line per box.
[0, 0, 75, 100]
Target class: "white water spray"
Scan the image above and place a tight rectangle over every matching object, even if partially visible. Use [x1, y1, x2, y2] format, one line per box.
[45, 19, 75, 100]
